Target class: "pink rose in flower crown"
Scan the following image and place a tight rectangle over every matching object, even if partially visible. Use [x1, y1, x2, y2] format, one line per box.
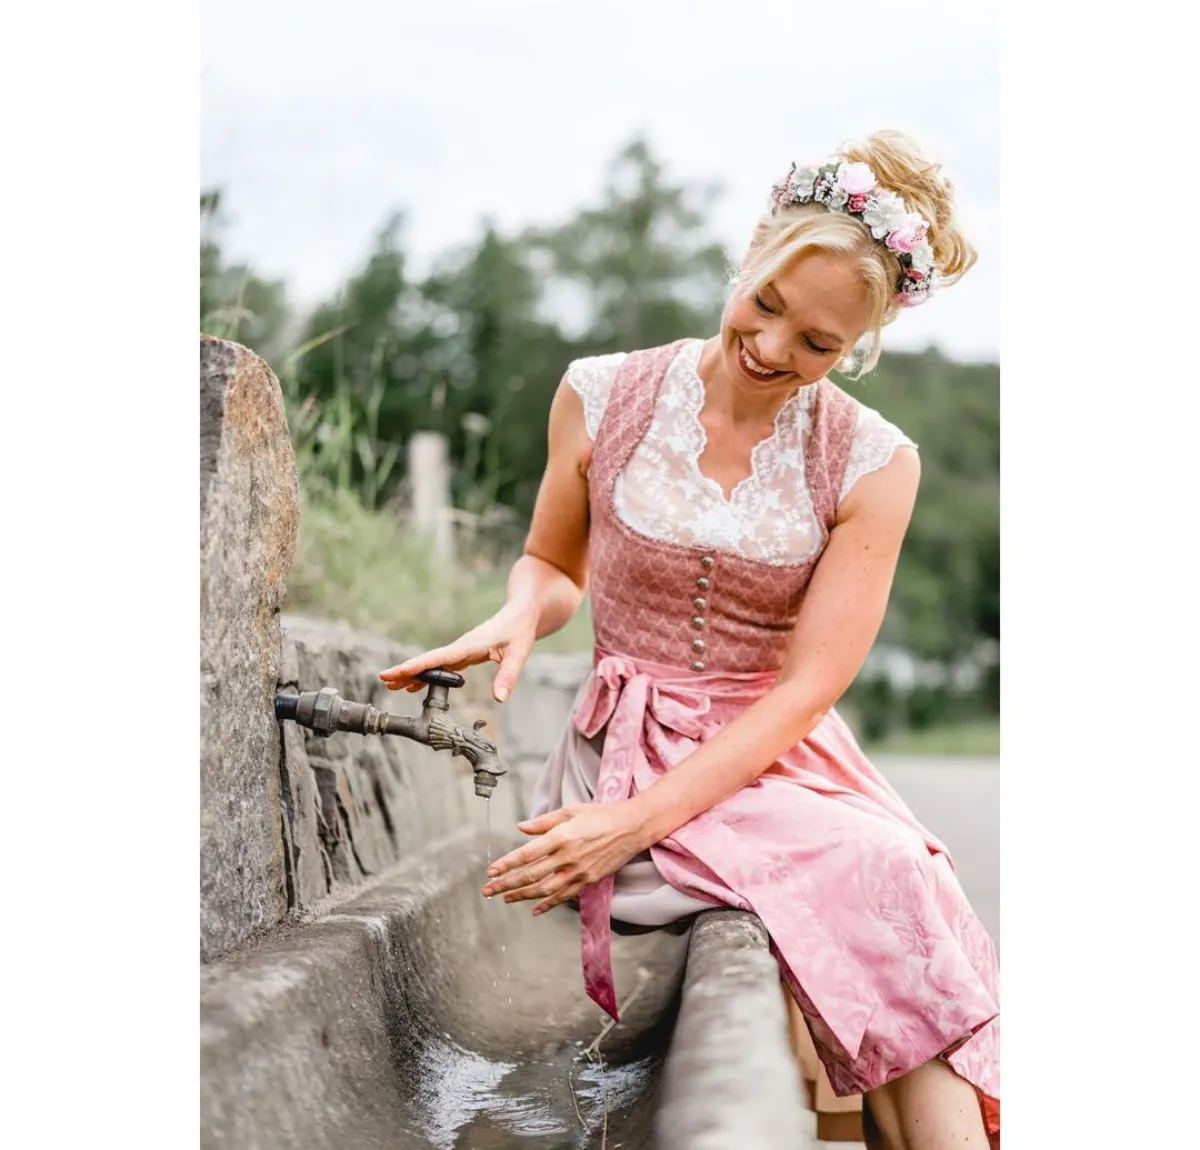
[886, 221, 926, 254]
[835, 162, 877, 196]
[888, 214, 931, 255]
[906, 266, 927, 282]
[847, 193, 870, 213]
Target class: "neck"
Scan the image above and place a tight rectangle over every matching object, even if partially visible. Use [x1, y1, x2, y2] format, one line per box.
[696, 337, 816, 428]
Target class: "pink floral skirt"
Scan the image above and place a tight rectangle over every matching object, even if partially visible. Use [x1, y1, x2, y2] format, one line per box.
[530, 653, 1000, 1143]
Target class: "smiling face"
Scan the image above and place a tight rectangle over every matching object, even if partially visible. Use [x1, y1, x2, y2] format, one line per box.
[718, 249, 873, 396]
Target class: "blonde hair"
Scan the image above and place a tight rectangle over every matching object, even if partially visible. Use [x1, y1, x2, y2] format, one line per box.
[734, 129, 977, 376]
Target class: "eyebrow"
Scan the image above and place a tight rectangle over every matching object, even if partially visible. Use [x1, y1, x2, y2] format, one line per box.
[763, 283, 846, 346]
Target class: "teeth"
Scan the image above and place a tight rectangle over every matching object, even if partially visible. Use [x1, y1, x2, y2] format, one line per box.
[741, 344, 777, 375]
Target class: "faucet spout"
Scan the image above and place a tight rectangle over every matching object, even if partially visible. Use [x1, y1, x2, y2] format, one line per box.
[274, 671, 506, 799]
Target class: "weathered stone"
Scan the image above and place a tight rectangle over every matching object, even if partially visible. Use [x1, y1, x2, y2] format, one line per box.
[657, 912, 814, 1148]
[200, 834, 699, 1150]
[200, 337, 298, 960]
[279, 615, 519, 912]
[200, 833, 812, 1150]
[279, 717, 332, 908]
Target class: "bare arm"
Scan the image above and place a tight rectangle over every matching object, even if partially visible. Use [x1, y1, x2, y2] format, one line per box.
[507, 377, 594, 639]
[380, 376, 593, 701]
[626, 446, 921, 845]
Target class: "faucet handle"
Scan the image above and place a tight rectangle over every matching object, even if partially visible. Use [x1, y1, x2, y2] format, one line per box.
[415, 668, 466, 689]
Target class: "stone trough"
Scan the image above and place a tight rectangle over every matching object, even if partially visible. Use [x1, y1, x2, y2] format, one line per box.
[200, 835, 812, 1149]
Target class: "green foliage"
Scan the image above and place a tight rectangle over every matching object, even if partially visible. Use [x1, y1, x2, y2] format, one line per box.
[862, 717, 999, 757]
[522, 137, 730, 356]
[200, 190, 291, 365]
[842, 349, 1000, 670]
[200, 136, 1000, 733]
[286, 483, 594, 653]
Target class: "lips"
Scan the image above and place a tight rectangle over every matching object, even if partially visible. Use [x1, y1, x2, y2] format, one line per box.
[737, 338, 788, 381]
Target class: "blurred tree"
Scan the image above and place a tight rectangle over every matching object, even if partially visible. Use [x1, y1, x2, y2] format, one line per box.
[200, 189, 291, 365]
[417, 221, 573, 516]
[844, 347, 1000, 709]
[523, 136, 730, 355]
[287, 213, 440, 505]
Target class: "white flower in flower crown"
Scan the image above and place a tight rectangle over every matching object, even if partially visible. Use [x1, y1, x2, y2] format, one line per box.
[827, 186, 850, 210]
[909, 238, 935, 272]
[835, 162, 877, 196]
[788, 165, 820, 201]
[813, 174, 835, 204]
[862, 191, 907, 239]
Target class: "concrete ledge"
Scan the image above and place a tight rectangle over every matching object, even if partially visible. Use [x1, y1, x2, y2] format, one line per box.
[657, 911, 815, 1149]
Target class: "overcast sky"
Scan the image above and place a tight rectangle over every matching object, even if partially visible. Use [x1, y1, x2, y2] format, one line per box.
[201, 0, 999, 361]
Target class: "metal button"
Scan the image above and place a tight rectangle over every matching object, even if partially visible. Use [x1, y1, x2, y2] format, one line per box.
[692, 638, 706, 653]
[696, 576, 711, 591]
[692, 616, 706, 630]
[690, 660, 707, 672]
[700, 556, 715, 570]
[693, 597, 708, 611]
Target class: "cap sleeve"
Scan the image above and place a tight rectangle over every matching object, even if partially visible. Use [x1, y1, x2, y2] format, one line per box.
[566, 352, 628, 440]
[838, 404, 918, 504]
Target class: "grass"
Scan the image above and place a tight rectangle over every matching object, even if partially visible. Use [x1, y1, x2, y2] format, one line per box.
[286, 485, 595, 654]
[862, 718, 1000, 757]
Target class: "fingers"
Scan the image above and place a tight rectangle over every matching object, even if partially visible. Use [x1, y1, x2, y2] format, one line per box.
[378, 641, 481, 690]
[492, 633, 534, 703]
[508, 872, 580, 910]
[533, 881, 584, 916]
[485, 834, 558, 881]
[483, 854, 583, 909]
[515, 808, 572, 838]
[482, 855, 560, 899]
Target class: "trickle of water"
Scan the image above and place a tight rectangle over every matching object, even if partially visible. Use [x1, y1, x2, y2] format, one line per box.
[485, 799, 493, 869]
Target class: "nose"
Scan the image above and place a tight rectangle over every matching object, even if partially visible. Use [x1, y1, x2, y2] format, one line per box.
[755, 327, 791, 372]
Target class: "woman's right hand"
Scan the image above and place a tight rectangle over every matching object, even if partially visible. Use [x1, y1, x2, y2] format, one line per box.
[378, 597, 540, 703]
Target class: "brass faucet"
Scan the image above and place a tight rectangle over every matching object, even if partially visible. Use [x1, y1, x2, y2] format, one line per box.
[274, 669, 506, 799]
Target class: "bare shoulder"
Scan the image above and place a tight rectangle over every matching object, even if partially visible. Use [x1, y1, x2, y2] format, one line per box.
[547, 372, 593, 474]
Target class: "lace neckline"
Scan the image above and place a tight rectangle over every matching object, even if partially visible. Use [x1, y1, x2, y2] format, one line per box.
[676, 339, 819, 506]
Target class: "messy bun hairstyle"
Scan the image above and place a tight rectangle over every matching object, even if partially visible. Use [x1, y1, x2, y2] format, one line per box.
[735, 129, 977, 376]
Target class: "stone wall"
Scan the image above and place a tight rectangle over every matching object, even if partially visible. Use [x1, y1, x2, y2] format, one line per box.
[199, 336, 590, 960]
[275, 616, 583, 921]
[200, 337, 298, 960]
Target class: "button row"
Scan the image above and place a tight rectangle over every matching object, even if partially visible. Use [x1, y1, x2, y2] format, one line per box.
[690, 554, 714, 671]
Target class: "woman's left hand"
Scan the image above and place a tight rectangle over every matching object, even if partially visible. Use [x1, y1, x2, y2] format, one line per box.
[482, 801, 649, 916]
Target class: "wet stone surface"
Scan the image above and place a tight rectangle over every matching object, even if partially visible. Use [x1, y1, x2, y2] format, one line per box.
[201, 833, 695, 1150]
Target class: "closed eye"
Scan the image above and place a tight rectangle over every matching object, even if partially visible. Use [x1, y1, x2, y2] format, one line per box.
[754, 292, 837, 354]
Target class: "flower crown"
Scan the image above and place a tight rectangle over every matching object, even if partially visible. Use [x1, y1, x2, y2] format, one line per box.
[770, 160, 939, 307]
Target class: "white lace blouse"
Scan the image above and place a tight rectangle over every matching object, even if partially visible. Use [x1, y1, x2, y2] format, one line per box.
[569, 339, 916, 565]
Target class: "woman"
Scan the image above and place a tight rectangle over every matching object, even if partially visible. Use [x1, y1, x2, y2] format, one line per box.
[381, 130, 1000, 1149]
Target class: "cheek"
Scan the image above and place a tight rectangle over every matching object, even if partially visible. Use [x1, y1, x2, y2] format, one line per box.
[722, 293, 756, 332]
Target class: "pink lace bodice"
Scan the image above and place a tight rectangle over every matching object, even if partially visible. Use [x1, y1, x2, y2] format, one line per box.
[571, 339, 915, 564]
[585, 340, 860, 673]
